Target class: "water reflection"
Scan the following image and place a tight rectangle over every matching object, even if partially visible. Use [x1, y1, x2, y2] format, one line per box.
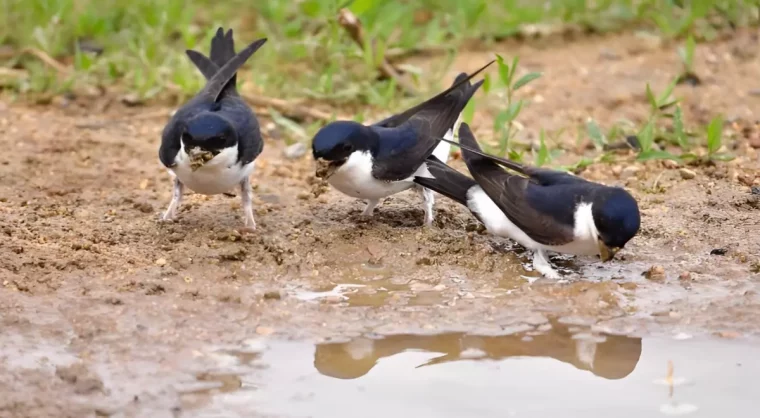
[314, 320, 641, 380]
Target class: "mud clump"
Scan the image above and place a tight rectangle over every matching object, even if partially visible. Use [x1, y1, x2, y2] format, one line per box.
[188, 148, 215, 171]
[55, 363, 104, 395]
[643, 265, 666, 281]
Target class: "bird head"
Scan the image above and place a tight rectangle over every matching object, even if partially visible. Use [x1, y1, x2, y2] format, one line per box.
[311, 121, 374, 179]
[591, 188, 640, 262]
[181, 112, 238, 156]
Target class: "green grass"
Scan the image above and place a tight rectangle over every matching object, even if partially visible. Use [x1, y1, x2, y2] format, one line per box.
[2, 0, 759, 103]
[1, 0, 757, 164]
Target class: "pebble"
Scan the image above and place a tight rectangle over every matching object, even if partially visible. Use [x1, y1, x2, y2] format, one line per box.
[599, 48, 622, 60]
[283, 142, 307, 159]
[749, 89, 760, 97]
[662, 159, 679, 169]
[155, 258, 167, 267]
[752, 187, 760, 195]
[678, 271, 692, 281]
[643, 265, 666, 281]
[263, 290, 282, 300]
[255, 326, 275, 336]
[679, 168, 697, 180]
[121, 93, 142, 106]
[715, 330, 741, 339]
[620, 166, 640, 180]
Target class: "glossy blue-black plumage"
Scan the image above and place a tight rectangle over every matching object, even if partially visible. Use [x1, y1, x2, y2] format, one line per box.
[448, 123, 640, 249]
[158, 28, 265, 168]
[311, 61, 493, 182]
[311, 121, 377, 161]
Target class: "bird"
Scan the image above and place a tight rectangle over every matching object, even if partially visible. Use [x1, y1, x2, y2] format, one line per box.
[414, 123, 640, 279]
[310, 60, 494, 226]
[158, 27, 267, 232]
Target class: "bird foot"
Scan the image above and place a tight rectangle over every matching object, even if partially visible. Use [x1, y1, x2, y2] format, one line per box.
[532, 250, 561, 280]
[238, 225, 256, 234]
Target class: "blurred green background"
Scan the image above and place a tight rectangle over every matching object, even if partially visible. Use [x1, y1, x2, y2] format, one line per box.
[1, 0, 758, 106]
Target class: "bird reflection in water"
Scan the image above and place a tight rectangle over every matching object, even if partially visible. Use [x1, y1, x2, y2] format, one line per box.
[313, 319, 642, 381]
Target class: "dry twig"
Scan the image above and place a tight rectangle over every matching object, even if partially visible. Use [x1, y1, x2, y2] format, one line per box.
[337, 8, 418, 96]
[18, 48, 71, 74]
[244, 94, 334, 122]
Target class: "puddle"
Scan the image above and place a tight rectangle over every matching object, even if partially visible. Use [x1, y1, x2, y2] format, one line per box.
[190, 324, 759, 418]
[292, 261, 447, 307]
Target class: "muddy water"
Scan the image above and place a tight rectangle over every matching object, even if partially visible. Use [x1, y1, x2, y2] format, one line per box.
[174, 324, 759, 418]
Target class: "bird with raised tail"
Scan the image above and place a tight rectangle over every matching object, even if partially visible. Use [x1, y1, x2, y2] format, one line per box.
[158, 27, 267, 232]
[414, 123, 641, 279]
[310, 60, 494, 226]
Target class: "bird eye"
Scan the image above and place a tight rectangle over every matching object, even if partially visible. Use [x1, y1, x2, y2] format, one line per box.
[341, 143, 353, 153]
[181, 132, 191, 142]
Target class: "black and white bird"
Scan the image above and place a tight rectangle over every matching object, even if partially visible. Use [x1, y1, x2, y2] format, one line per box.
[310, 61, 493, 226]
[158, 28, 267, 232]
[414, 123, 641, 279]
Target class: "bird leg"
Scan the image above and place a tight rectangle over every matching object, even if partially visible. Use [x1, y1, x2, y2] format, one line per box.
[161, 178, 184, 222]
[361, 199, 379, 217]
[416, 185, 435, 227]
[532, 249, 560, 280]
[239, 176, 256, 233]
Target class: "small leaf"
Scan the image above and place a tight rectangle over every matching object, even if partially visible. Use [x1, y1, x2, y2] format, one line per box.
[710, 153, 735, 161]
[637, 119, 655, 153]
[493, 110, 510, 132]
[658, 100, 680, 111]
[506, 100, 523, 121]
[637, 150, 680, 161]
[482, 73, 492, 93]
[586, 119, 606, 149]
[462, 98, 476, 125]
[657, 78, 679, 106]
[645, 84, 657, 111]
[706, 115, 724, 155]
[685, 35, 696, 70]
[535, 129, 549, 167]
[496, 54, 510, 87]
[508, 56, 520, 86]
[673, 105, 688, 148]
[508, 148, 524, 162]
[513, 72, 542, 91]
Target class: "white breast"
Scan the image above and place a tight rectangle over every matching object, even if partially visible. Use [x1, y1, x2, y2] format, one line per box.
[466, 186, 600, 256]
[328, 119, 458, 200]
[431, 126, 454, 163]
[327, 151, 417, 200]
[170, 143, 253, 195]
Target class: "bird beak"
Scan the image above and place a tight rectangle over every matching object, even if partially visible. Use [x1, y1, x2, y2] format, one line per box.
[598, 240, 620, 262]
[315, 158, 340, 180]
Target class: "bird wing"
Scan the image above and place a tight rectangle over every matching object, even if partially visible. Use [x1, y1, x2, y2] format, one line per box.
[372, 60, 493, 129]
[458, 123, 575, 246]
[369, 61, 493, 181]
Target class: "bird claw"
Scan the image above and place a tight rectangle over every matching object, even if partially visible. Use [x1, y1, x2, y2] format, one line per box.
[238, 226, 256, 234]
[159, 211, 177, 223]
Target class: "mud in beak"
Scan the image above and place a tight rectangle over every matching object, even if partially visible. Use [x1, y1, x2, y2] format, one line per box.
[187, 147, 216, 172]
[315, 158, 344, 180]
[598, 240, 620, 262]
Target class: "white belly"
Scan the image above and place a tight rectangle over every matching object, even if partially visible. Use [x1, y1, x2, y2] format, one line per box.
[170, 144, 253, 195]
[327, 151, 417, 200]
[466, 186, 600, 256]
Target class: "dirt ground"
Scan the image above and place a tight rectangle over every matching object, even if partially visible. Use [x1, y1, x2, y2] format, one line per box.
[1, 30, 759, 417]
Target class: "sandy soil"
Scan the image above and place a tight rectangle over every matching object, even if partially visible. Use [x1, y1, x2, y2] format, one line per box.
[1, 30, 759, 417]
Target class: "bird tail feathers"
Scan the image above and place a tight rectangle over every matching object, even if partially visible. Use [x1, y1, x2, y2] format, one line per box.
[414, 156, 477, 207]
[184, 27, 267, 102]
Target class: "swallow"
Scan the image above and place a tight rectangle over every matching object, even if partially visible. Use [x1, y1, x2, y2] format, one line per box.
[414, 123, 640, 279]
[158, 28, 267, 232]
[310, 60, 494, 226]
